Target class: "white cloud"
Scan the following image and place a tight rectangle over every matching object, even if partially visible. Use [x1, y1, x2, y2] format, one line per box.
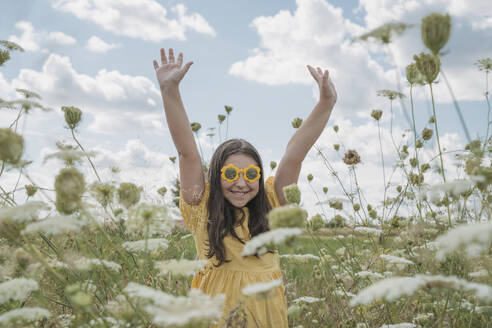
[86, 36, 120, 53]
[51, 0, 217, 41]
[7, 53, 161, 134]
[8, 21, 76, 52]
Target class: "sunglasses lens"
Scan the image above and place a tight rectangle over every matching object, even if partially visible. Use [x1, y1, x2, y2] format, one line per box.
[224, 167, 237, 180]
[246, 168, 258, 180]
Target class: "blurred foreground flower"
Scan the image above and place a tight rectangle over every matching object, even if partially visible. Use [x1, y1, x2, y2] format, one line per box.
[61, 106, 82, 129]
[242, 228, 302, 256]
[0, 128, 24, 165]
[282, 183, 301, 205]
[268, 204, 307, 229]
[117, 182, 142, 209]
[43, 141, 97, 166]
[0, 307, 50, 327]
[414, 53, 440, 84]
[435, 221, 492, 261]
[156, 259, 207, 277]
[349, 274, 492, 306]
[421, 13, 451, 55]
[0, 201, 49, 224]
[122, 238, 169, 253]
[21, 214, 85, 236]
[0, 278, 39, 304]
[242, 279, 282, 300]
[55, 167, 86, 214]
[124, 282, 225, 327]
[371, 109, 382, 121]
[125, 203, 175, 237]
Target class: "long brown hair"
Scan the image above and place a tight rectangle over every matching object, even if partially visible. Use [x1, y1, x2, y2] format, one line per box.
[206, 139, 271, 266]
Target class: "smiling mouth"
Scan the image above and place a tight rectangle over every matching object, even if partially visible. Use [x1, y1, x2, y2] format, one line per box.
[231, 190, 248, 196]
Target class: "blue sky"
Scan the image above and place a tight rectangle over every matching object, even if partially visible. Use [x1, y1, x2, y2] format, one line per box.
[1, 0, 491, 220]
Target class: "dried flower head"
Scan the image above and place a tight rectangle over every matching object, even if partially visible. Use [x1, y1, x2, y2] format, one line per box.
[0, 128, 24, 165]
[343, 150, 361, 165]
[429, 116, 435, 123]
[16, 88, 41, 99]
[218, 114, 226, 124]
[422, 128, 433, 140]
[61, 106, 82, 129]
[334, 144, 340, 151]
[475, 58, 492, 73]
[268, 204, 307, 229]
[421, 13, 451, 55]
[371, 109, 383, 121]
[169, 156, 176, 164]
[117, 182, 142, 209]
[421, 163, 430, 172]
[329, 200, 343, 210]
[89, 182, 115, 208]
[22, 184, 36, 197]
[406, 63, 425, 85]
[307, 173, 313, 182]
[157, 186, 167, 197]
[377, 90, 405, 100]
[54, 167, 86, 214]
[465, 140, 483, 157]
[0, 49, 10, 67]
[322, 187, 328, 194]
[282, 183, 301, 205]
[291, 117, 303, 129]
[190, 122, 201, 132]
[309, 213, 324, 231]
[333, 125, 339, 132]
[224, 105, 233, 114]
[414, 53, 441, 84]
[357, 22, 412, 44]
[353, 203, 361, 211]
[409, 172, 424, 186]
[415, 140, 423, 148]
[270, 161, 277, 170]
[409, 158, 418, 168]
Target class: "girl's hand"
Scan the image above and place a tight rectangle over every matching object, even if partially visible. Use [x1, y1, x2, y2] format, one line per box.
[153, 48, 193, 92]
[307, 65, 337, 107]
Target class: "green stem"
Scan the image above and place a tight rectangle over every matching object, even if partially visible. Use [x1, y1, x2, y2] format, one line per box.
[409, 84, 424, 222]
[71, 128, 101, 182]
[377, 121, 387, 222]
[429, 83, 446, 182]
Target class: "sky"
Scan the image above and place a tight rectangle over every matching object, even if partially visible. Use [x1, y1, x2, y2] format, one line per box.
[1, 0, 491, 222]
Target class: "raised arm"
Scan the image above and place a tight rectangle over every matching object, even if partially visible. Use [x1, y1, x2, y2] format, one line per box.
[274, 65, 337, 205]
[153, 48, 204, 205]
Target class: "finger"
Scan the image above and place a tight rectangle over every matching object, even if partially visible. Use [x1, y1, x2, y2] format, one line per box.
[182, 61, 193, 75]
[307, 65, 319, 80]
[153, 60, 159, 70]
[160, 48, 167, 64]
[169, 48, 175, 63]
[177, 52, 183, 66]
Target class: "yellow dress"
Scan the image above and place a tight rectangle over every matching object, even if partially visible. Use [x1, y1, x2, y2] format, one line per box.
[179, 176, 288, 328]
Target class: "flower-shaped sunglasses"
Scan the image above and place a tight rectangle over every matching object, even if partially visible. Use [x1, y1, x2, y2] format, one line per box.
[220, 163, 261, 183]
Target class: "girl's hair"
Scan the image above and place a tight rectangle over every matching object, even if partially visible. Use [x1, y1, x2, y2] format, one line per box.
[206, 138, 271, 266]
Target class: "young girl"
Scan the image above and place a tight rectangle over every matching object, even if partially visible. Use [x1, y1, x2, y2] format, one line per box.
[153, 48, 336, 327]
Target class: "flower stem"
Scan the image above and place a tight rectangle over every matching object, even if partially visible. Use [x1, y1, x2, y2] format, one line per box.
[71, 128, 101, 182]
[377, 120, 387, 221]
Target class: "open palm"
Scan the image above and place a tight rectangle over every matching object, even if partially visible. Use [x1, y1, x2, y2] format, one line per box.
[153, 48, 193, 91]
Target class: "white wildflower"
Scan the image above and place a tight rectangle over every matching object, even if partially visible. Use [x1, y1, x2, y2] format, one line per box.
[355, 227, 383, 236]
[21, 214, 85, 236]
[122, 238, 169, 253]
[0, 307, 50, 326]
[242, 279, 282, 297]
[469, 269, 488, 278]
[334, 289, 355, 297]
[335, 247, 346, 256]
[124, 282, 225, 326]
[413, 312, 434, 322]
[126, 203, 175, 237]
[0, 278, 39, 304]
[429, 179, 474, 199]
[380, 323, 419, 328]
[356, 271, 384, 279]
[350, 274, 492, 306]
[43, 149, 97, 165]
[435, 222, 492, 261]
[73, 257, 121, 272]
[280, 254, 320, 261]
[0, 201, 49, 224]
[180, 233, 192, 240]
[241, 228, 302, 256]
[292, 296, 322, 304]
[357, 324, 368, 328]
[156, 259, 207, 277]
[380, 254, 414, 265]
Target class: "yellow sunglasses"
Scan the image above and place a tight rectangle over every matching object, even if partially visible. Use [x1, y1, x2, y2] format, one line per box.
[220, 163, 261, 183]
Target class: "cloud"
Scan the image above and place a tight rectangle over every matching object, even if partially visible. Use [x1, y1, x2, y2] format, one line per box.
[51, 0, 217, 41]
[86, 36, 120, 53]
[8, 21, 76, 52]
[7, 53, 161, 134]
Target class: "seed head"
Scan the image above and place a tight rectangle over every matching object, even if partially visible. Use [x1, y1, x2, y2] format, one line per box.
[0, 49, 10, 67]
[0, 128, 24, 165]
[406, 63, 425, 85]
[0, 40, 24, 51]
[409, 172, 424, 185]
[422, 128, 433, 140]
[218, 115, 226, 124]
[371, 109, 383, 121]
[333, 125, 339, 133]
[465, 140, 483, 157]
[61, 106, 82, 129]
[291, 117, 303, 129]
[475, 58, 492, 73]
[369, 209, 377, 219]
[224, 105, 233, 114]
[414, 53, 441, 84]
[429, 116, 435, 123]
[415, 140, 423, 148]
[343, 150, 361, 165]
[322, 187, 328, 194]
[282, 183, 301, 205]
[329, 200, 343, 210]
[169, 156, 176, 164]
[157, 186, 167, 197]
[89, 182, 115, 208]
[333, 144, 340, 151]
[54, 167, 86, 214]
[25, 184, 38, 197]
[409, 158, 418, 168]
[377, 90, 405, 100]
[117, 182, 142, 209]
[16, 88, 41, 99]
[396, 185, 402, 193]
[357, 22, 412, 44]
[309, 214, 324, 232]
[353, 203, 360, 211]
[421, 13, 451, 55]
[270, 161, 277, 170]
[421, 163, 430, 172]
[190, 122, 201, 132]
[307, 173, 313, 182]
[268, 204, 307, 229]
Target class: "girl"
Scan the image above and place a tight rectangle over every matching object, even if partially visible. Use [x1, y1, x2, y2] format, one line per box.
[153, 48, 336, 327]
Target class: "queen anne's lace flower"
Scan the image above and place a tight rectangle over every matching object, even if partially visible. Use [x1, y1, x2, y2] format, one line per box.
[435, 222, 492, 260]
[0, 201, 49, 224]
[241, 228, 302, 256]
[21, 214, 85, 236]
[242, 279, 282, 297]
[0, 307, 50, 326]
[156, 259, 207, 277]
[122, 238, 169, 253]
[0, 278, 39, 304]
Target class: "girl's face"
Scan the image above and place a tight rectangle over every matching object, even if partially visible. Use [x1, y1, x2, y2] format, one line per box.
[220, 153, 260, 208]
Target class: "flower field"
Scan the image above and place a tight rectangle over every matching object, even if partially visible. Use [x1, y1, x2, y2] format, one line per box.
[1, 12, 492, 328]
